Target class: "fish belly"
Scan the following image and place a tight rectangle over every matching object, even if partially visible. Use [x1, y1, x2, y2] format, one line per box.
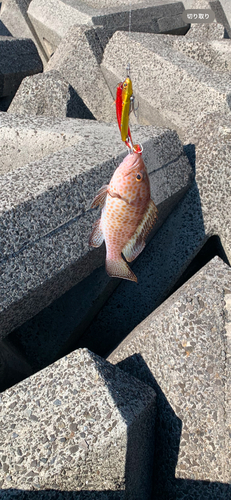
[102, 196, 144, 260]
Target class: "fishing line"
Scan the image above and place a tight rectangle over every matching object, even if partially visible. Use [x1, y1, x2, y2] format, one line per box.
[127, 0, 132, 77]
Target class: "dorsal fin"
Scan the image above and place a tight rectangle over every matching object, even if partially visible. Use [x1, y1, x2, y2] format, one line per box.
[90, 185, 108, 209]
[122, 199, 158, 262]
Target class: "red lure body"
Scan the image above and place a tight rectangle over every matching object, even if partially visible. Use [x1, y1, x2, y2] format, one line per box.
[116, 82, 133, 149]
[116, 81, 142, 154]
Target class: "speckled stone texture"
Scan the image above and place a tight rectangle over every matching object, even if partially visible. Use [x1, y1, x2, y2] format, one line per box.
[0, 112, 99, 174]
[185, 22, 225, 40]
[101, 31, 231, 140]
[0, 36, 43, 98]
[108, 257, 231, 498]
[0, 348, 156, 498]
[0, 117, 193, 338]
[187, 0, 231, 38]
[159, 35, 231, 72]
[185, 112, 231, 261]
[45, 25, 114, 122]
[28, 0, 188, 60]
[0, 0, 47, 64]
[8, 70, 95, 119]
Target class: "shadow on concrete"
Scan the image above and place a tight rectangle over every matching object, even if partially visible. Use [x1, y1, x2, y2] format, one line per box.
[115, 353, 231, 500]
[0, 19, 12, 36]
[67, 86, 96, 120]
[0, 492, 121, 499]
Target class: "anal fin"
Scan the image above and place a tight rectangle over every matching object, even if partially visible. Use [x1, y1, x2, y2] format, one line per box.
[89, 219, 104, 248]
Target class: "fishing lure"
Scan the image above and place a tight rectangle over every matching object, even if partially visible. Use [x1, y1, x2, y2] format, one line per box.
[116, 79, 133, 148]
[116, 75, 136, 146]
[116, 76, 141, 154]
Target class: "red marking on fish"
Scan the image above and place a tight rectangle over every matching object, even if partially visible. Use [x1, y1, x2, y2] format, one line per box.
[89, 152, 158, 282]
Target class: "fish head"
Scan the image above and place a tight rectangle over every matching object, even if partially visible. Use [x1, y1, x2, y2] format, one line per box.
[110, 152, 150, 205]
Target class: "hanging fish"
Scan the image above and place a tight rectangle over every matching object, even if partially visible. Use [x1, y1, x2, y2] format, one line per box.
[89, 152, 158, 283]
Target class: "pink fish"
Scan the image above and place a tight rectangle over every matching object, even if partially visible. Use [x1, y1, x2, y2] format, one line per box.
[89, 152, 158, 282]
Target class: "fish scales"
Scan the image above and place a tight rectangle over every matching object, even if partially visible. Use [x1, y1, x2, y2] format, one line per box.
[89, 152, 158, 282]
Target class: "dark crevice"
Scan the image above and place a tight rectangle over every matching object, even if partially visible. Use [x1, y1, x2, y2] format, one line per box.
[2, 234, 229, 394]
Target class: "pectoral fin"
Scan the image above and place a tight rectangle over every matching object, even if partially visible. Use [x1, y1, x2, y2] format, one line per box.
[122, 199, 158, 262]
[90, 185, 108, 209]
[89, 219, 104, 248]
[106, 257, 137, 283]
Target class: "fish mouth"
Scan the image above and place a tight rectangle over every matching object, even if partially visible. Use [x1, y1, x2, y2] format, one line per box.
[124, 154, 144, 177]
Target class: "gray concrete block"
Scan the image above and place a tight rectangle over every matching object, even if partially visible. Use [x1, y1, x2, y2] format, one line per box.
[108, 257, 231, 495]
[0, 112, 96, 175]
[185, 21, 225, 40]
[101, 31, 231, 140]
[28, 0, 188, 59]
[0, 347, 156, 498]
[219, 0, 231, 36]
[209, 0, 231, 38]
[7, 70, 95, 119]
[0, 115, 193, 337]
[0, 0, 47, 64]
[78, 113, 230, 357]
[185, 113, 231, 256]
[160, 34, 231, 72]
[0, 36, 43, 98]
[45, 25, 114, 122]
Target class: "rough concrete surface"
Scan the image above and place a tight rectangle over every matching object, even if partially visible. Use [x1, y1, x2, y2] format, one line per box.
[46, 25, 114, 122]
[0, 348, 156, 498]
[0, 112, 98, 174]
[162, 35, 231, 72]
[0, 36, 42, 97]
[185, 21, 225, 40]
[101, 31, 231, 140]
[28, 0, 188, 59]
[0, 117, 193, 339]
[108, 257, 231, 497]
[0, 0, 47, 64]
[8, 70, 95, 119]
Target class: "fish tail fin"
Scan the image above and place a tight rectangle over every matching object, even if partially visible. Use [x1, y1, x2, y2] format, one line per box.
[106, 257, 137, 283]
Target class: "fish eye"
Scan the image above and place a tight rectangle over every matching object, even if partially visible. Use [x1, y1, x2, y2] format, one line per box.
[136, 173, 143, 182]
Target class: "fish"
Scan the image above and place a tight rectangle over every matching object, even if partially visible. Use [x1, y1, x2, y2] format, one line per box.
[89, 151, 158, 283]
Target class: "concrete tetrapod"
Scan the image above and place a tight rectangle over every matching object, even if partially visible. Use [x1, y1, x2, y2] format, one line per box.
[0, 348, 156, 498]
[108, 256, 231, 498]
[28, 0, 188, 59]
